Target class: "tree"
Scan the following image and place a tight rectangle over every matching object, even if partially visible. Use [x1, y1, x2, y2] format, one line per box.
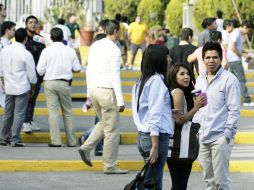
[165, 0, 185, 35]
[193, 0, 254, 31]
[104, 0, 141, 22]
[137, 0, 164, 27]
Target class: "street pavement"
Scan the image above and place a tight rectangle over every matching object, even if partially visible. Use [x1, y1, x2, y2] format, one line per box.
[0, 171, 253, 190]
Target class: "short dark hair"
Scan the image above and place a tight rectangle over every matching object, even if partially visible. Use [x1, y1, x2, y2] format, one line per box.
[168, 63, 192, 90]
[202, 41, 222, 60]
[115, 13, 121, 22]
[25, 15, 38, 25]
[105, 20, 119, 35]
[15, 28, 27, 43]
[216, 9, 223, 19]
[121, 16, 128, 23]
[2, 21, 16, 35]
[0, 4, 3, 11]
[181, 27, 193, 41]
[242, 20, 254, 29]
[231, 19, 239, 28]
[92, 33, 106, 43]
[98, 19, 109, 32]
[202, 17, 216, 29]
[58, 18, 65, 25]
[210, 31, 222, 42]
[50, 27, 63, 42]
[223, 19, 234, 30]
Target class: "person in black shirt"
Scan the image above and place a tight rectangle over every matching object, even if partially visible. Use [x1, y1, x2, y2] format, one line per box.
[22, 15, 46, 133]
[168, 28, 197, 111]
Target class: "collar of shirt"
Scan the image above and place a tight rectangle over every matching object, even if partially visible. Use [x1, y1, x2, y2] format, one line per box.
[179, 40, 189, 45]
[200, 66, 224, 84]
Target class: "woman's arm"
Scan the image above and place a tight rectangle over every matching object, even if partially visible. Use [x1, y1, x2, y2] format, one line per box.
[173, 89, 205, 125]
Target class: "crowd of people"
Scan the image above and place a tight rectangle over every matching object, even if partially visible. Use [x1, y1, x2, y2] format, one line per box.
[0, 3, 252, 189]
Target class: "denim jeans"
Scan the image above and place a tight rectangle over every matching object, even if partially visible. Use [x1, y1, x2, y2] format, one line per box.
[138, 132, 169, 190]
[82, 115, 103, 151]
[229, 61, 251, 103]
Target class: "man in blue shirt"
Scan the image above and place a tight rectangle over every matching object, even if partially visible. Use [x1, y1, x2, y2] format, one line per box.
[193, 42, 240, 190]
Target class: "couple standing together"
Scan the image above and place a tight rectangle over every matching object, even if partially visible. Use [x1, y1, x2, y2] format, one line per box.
[132, 41, 240, 190]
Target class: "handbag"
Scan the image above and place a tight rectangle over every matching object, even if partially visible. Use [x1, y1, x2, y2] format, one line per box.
[168, 121, 200, 164]
[124, 162, 156, 190]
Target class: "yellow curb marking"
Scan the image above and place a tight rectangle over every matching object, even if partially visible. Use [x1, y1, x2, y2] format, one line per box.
[73, 72, 140, 78]
[0, 160, 253, 172]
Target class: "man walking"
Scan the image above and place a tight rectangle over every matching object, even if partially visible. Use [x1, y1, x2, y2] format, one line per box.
[78, 20, 128, 174]
[227, 20, 254, 106]
[193, 42, 240, 190]
[0, 21, 16, 49]
[23, 15, 46, 133]
[0, 28, 37, 147]
[36, 28, 81, 147]
[128, 16, 148, 70]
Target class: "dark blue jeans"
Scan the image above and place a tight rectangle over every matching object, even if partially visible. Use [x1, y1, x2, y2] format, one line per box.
[138, 132, 169, 190]
[25, 81, 42, 122]
[83, 115, 103, 151]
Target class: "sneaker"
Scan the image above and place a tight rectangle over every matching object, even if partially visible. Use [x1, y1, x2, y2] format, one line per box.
[243, 102, 254, 106]
[30, 121, 40, 131]
[104, 167, 129, 174]
[12, 142, 25, 147]
[94, 150, 103, 156]
[127, 65, 133, 70]
[78, 135, 86, 146]
[78, 147, 92, 167]
[0, 141, 11, 146]
[22, 123, 32, 133]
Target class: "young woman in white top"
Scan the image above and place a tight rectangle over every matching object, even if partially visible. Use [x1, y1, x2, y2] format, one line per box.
[132, 44, 174, 190]
[167, 63, 206, 190]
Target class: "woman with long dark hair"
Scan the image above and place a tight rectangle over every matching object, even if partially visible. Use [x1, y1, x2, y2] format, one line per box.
[132, 44, 174, 190]
[167, 63, 206, 190]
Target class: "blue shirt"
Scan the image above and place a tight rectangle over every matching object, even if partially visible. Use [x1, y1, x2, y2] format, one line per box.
[132, 74, 173, 136]
[193, 67, 240, 143]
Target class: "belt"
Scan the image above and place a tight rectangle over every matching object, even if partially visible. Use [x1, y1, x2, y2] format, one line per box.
[97, 87, 113, 89]
[55, 79, 72, 86]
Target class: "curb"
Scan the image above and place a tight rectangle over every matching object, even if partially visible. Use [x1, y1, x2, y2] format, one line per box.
[0, 160, 253, 172]
[20, 132, 254, 145]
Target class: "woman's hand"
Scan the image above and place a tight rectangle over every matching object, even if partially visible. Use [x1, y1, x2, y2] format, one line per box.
[148, 146, 158, 164]
[194, 94, 207, 109]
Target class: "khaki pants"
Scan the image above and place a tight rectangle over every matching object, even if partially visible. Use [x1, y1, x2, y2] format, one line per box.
[199, 135, 233, 190]
[44, 80, 76, 146]
[80, 88, 120, 171]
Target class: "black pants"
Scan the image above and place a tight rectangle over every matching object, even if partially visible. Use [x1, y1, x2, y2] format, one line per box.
[167, 158, 193, 190]
[24, 81, 42, 122]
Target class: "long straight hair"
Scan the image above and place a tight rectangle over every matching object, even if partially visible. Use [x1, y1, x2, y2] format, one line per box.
[137, 44, 169, 111]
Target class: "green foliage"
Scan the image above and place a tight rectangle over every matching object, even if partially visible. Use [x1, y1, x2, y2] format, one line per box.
[137, 0, 164, 27]
[193, 0, 254, 31]
[165, 0, 185, 35]
[104, 0, 141, 22]
[45, 0, 85, 26]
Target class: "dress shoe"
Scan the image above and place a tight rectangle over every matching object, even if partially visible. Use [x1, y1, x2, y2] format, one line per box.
[78, 148, 92, 167]
[104, 168, 129, 174]
[12, 142, 25, 147]
[67, 144, 76, 147]
[94, 150, 103, 156]
[48, 143, 61, 147]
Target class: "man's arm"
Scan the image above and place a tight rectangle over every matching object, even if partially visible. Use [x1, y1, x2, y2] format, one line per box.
[231, 42, 242, 57]
[224, 77, 240, 141]
[110, 48, 124, 111]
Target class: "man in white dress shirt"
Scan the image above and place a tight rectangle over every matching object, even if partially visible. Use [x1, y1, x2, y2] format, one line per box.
[78, 20, 127, 174]
[0, 28, 37, 147]
[37, 28, 81, 147]
[55, 18, 71, 46]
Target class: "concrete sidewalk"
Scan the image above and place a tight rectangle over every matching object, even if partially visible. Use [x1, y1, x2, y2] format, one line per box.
[1, 144, 254, 172]
[0, 171, 253, 190]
